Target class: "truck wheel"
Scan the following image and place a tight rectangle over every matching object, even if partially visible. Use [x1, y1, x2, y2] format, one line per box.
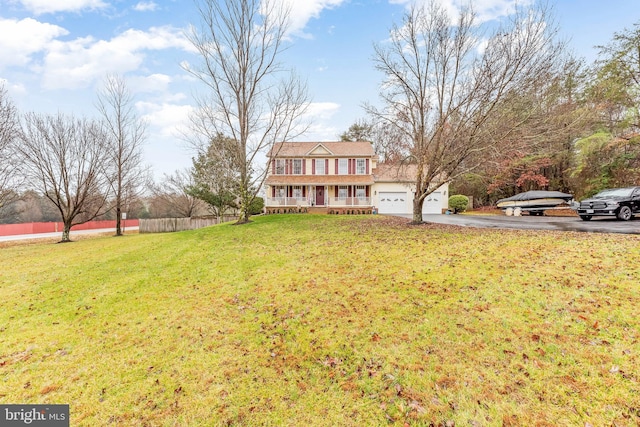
[617, 206, 632, 221]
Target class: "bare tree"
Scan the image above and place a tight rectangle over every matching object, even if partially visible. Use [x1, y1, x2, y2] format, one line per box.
[96, 74, 148, 236]
[367, 1, 564, 222]
[0, 85, 20, 214]
[371, 120, 412, 164]
[16, 113, 112, 242]
[340, 119, 410, 163]
[184, 0, 310, 224]
[148, 169, 205, 218]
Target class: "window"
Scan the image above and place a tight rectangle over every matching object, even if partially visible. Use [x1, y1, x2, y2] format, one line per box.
[293, 159, 303, 174]
[293, 186, 302, 199]
[276, 187, 286, 198]
[356, 159, 366, 175]
[315, 159, 325, 175]
[275, 159, 285, 175]
[356, 185, 366, 199]
[338, 158, 348, 174]
[338, 186, 348, 200]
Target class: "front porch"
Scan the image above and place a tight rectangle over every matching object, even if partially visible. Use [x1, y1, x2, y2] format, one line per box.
[265, 185, 372, 209]
[265, 184, 373, 214]
[264, 196, 372, 208]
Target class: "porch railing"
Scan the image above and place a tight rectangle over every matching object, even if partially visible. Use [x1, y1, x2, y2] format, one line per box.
[265, 197, 371, 207]
[265, 197, 307, 207]
[327, 197, 371, 206]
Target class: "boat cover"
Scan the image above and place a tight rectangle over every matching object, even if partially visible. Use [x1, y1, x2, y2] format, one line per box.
[496, 191, 573, 205]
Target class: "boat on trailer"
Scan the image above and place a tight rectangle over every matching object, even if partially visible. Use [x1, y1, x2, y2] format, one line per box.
[496, 191, 575, 216]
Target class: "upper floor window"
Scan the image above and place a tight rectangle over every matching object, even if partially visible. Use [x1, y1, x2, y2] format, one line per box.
[292, 159, 303, 174]
[315, 159, 325, 175]
[275, 159, 285, 175]
[356, 159, 366, 175]
[338, 159, 348, 174]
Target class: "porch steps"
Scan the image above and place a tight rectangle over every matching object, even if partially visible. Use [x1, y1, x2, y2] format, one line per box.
[308, 207, 329, 214]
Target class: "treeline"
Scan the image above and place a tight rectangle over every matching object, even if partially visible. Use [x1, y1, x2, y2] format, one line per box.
[442, 21, 640, 205]
[340, 18, 640, 208]
[0, 77, 255, 237]
[0, 189, 211, 225]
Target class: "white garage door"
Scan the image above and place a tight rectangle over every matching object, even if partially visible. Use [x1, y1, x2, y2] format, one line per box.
[378, 192, 408, 214]
[422, 192, 442, 214]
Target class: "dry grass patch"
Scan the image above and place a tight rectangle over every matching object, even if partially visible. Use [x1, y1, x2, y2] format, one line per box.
[0, 214, 638, 426]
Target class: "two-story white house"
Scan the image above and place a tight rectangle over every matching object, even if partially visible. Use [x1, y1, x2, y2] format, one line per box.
[264, 141, 449, 215]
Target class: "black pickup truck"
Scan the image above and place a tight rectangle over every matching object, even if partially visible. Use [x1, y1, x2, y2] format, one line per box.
[577, 187, 640, 221]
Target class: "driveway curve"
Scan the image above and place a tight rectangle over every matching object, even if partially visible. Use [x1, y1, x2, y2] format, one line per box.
[417, 214, 640, 235]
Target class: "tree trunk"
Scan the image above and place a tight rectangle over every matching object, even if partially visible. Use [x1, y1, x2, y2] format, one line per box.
[235, 187, 251, 224]
[412, 196, 424, 224]
[237, 203, 251, 224]
[116, 205, 122, 236]
[60, 223, 72, 242]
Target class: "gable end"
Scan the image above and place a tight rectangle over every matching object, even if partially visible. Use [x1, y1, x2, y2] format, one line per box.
[306, 143, 334, 156]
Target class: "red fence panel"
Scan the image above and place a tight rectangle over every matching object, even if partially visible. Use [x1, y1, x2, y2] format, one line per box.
[0, 223, 37, 235]
[0, 219, 139, 237]
[31, 222, 59, 234]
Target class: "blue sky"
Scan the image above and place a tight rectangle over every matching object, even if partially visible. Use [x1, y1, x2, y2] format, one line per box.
[1, 0, 639, 179]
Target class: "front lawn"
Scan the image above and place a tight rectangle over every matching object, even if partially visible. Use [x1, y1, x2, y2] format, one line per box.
[0, 215, 638, 426]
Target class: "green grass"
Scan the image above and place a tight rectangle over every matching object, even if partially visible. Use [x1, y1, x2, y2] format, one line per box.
[0, 214, 639, 426]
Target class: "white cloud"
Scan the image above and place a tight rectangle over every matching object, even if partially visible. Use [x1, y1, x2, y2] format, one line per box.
[390, 0, 535, 24]
[16, 0, 108, 15]
[0, 18, 67, 69]
[275, 0, 347, 37]
[301, 101, 342, 140]
[41, 26, 194, 90]
[305, 101, 340, 120]
[127, 74, 173, 94]
[0, 79, 27, 96]
[137, 100, 193, 138]
[133, 1, 158, 12]
[476, 37, 489, 55]
[135, 100, 195, 177]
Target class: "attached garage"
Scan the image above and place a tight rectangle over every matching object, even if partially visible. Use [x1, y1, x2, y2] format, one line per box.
[422, 192, 443, 214]
[378, 191, 409, 214]
[373, 164, 449, 216]
[377, 191, 444, 215]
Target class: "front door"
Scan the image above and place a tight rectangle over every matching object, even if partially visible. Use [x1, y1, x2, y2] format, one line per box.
[315, 186, 325, 206]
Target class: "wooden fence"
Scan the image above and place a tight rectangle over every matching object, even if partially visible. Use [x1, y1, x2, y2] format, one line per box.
[139, 217, 236, 233]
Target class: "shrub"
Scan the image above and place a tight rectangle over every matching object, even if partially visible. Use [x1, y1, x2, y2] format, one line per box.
[448, 195, 469, 214]
[250, 197, 264, 215]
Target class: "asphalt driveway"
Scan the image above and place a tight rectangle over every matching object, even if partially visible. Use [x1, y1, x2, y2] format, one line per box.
[418, 214, 640, 235]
